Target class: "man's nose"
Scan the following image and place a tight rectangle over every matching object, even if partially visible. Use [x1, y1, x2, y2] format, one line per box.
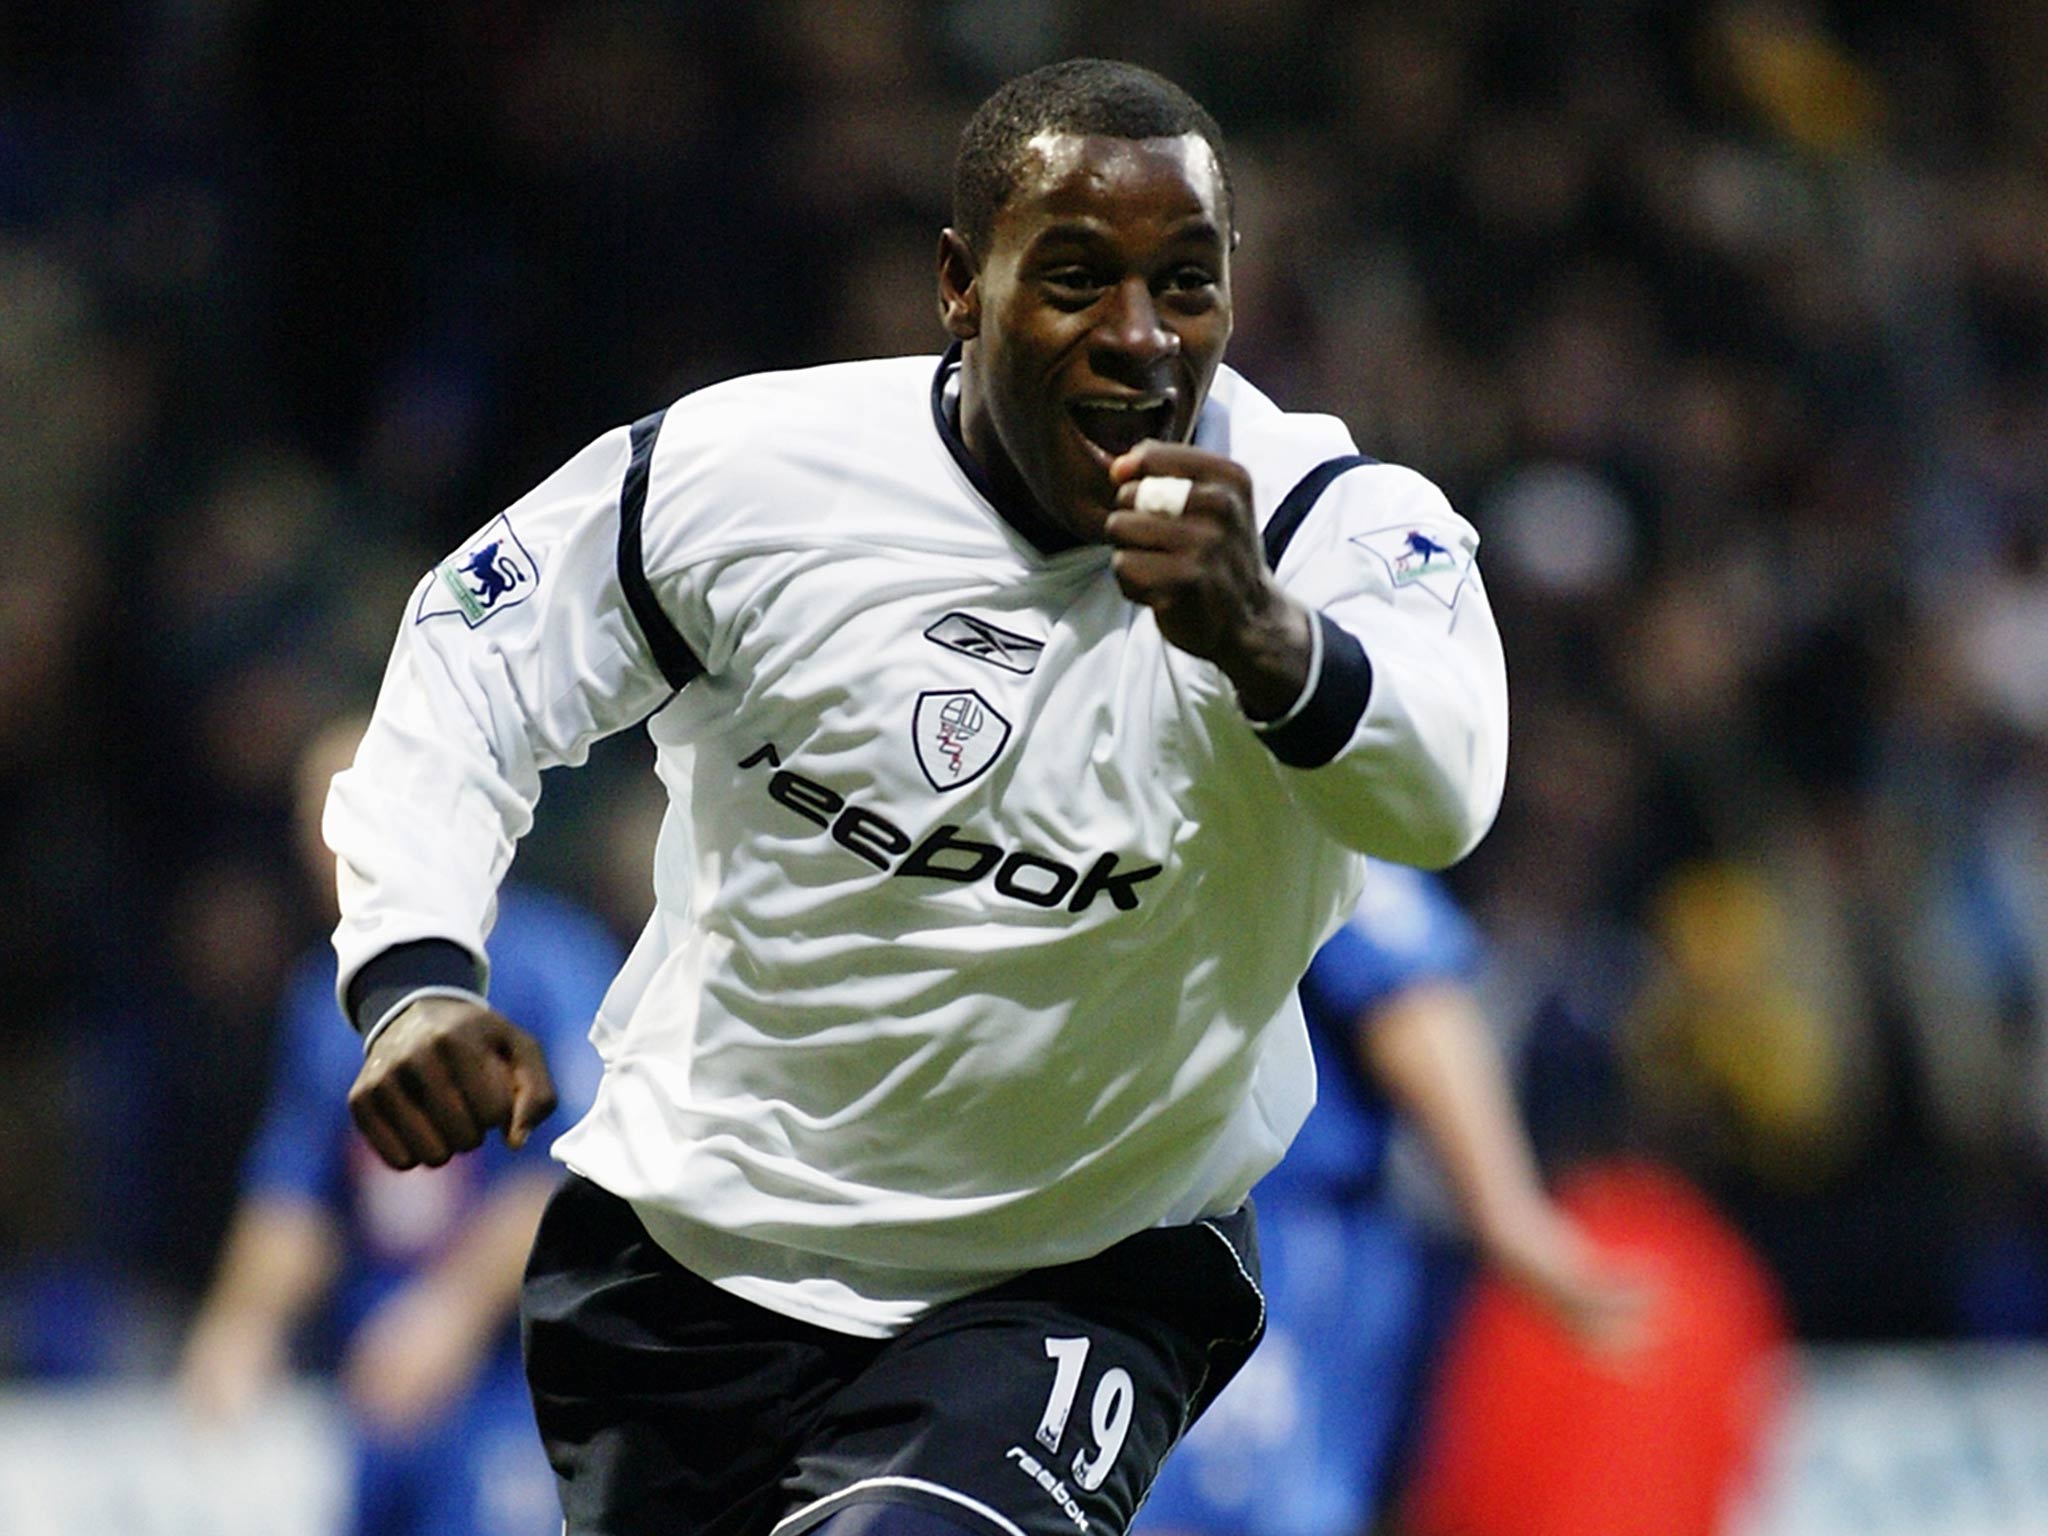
[1091, 278, 1178, 371]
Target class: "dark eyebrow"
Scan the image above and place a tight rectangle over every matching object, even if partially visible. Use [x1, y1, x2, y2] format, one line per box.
[1025, 217, 1227, 256]
[1026, 221, 1114, 250]
[1170, 219, 1227, 250]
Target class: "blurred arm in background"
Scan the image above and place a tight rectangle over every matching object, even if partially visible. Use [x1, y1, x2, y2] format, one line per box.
[332, 1170, 559, 1437]
[179, 1173, 557, 1436]
[178, 1196, 341, 1421]
[179, 716, 591, 1437]
[1359, 975, 1649, 1356]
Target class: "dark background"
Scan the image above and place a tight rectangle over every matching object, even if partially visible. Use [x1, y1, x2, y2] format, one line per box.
[4, 0, 2047, 1372]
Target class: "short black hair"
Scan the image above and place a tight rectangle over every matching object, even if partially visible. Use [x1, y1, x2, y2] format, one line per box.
[952, 59, 1233, 257]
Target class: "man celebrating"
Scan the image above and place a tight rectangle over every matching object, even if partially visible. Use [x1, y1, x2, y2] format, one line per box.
[328, 59, 1508, 1536]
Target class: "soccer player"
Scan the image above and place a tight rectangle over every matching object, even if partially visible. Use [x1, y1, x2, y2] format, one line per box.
[1133, 862, 1645, 1536]
[327, 59, 1509, 1536]
[180, 717, 617, 1536]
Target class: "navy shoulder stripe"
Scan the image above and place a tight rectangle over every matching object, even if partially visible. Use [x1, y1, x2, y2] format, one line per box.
[618, 408, 706, 692]
[1262, 454, 1378, 568]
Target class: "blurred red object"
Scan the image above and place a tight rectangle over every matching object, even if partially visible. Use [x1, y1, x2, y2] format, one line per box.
[1401, 1159, 1790, 1536]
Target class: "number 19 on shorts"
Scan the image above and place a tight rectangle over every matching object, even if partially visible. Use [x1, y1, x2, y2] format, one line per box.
[1034, 1337, 1134, 1492]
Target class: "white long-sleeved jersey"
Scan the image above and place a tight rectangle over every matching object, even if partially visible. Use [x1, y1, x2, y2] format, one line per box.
[326, 351, 1508, 1336]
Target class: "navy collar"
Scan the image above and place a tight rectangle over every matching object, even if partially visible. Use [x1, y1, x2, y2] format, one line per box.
[929, 342, 1084, 558]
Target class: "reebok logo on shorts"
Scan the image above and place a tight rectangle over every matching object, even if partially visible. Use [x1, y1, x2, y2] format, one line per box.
[1005, 1447, 1090, 1532]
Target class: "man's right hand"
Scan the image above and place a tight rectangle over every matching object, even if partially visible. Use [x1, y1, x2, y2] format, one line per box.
[348, 996, 557, 1169]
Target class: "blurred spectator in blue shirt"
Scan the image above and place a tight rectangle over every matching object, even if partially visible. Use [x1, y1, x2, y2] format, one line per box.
[179, 716, 617, 1536]
[1136, 861, 1645, 1536]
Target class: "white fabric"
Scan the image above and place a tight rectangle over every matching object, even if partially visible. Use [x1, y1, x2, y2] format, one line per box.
[326, 355, 1508, 1335]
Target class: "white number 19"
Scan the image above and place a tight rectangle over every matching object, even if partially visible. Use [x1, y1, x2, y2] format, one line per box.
[1033, 1336, 1135, 1493]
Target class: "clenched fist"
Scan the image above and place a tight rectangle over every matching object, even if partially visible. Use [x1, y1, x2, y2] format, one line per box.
[349, 995, 557, 1170]
[1105, 441, 1313, 721]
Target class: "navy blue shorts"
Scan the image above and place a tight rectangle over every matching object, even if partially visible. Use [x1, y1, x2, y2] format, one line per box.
[522, 1175, 1265, 1536]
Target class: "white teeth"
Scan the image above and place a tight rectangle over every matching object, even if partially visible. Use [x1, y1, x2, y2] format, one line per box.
[1079, 397, 1166, 411]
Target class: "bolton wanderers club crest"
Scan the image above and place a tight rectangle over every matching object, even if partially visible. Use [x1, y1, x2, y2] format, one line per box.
[912, 689, 1013, 792]
[1351, 523, 1474, 610]
[416, 513, 539, 627]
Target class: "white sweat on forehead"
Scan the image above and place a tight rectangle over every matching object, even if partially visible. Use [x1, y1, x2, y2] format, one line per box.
[1020, 129, 1222, 195]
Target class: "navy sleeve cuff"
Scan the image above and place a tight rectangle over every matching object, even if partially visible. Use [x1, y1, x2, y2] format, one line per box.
[1253, 613, 1373, 769]
[345, 939, 484, 1036]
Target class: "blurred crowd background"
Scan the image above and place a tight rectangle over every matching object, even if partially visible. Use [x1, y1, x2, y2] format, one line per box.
[4, 0, 2046, 1378]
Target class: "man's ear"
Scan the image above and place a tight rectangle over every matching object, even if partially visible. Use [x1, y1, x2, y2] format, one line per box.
[937, 229, 980, 340]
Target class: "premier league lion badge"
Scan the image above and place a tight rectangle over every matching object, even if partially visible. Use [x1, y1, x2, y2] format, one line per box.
[417, 513, 539, 627]
[1351, 524, 1474, 611]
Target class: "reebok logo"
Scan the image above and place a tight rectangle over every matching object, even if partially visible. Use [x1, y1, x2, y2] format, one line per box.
[739, 742, 1161, 913]
[1005, 1447, 1089, 1532]
[924, 611, 1044, 674]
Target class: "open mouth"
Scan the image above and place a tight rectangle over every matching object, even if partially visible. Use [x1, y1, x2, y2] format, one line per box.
[1069, 395, 1174, 462]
